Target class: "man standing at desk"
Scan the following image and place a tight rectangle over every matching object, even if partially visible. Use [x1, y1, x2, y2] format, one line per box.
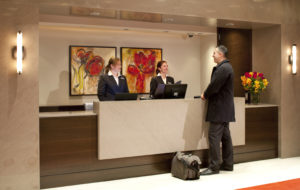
[200, 45, 235, 175]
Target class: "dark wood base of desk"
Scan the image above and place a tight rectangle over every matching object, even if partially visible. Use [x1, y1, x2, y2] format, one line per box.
[40, 107, 278, 189]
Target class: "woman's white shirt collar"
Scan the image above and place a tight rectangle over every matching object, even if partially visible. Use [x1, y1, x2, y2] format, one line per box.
[108, 70, 120, 77]
[157, 73, 168, 84]
[108, 70, 120, 85]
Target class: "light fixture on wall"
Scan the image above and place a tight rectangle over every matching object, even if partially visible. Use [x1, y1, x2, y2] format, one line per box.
[289, 44, 297, 75]
[12, 31, 24, 75]
[16, 31, 23, 74]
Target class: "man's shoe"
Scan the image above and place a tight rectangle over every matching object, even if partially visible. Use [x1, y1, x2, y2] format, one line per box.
[220, 164, 233, 171]
[200, 168, 219, 175]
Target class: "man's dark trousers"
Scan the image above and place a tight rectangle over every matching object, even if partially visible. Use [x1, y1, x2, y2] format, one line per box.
[208, 122, 233, 170]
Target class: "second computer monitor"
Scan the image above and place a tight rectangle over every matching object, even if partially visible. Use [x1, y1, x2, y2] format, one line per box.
[163, 84, 187, 99]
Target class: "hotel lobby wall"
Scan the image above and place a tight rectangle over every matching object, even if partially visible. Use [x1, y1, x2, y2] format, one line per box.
[39, 26, 216, 106]
[252, 26, 281, 105]
[252, 25, 282, 156]
[0, 1, 40, 190]
[280, 23, 300, 158]
[199, 35, 217, 92]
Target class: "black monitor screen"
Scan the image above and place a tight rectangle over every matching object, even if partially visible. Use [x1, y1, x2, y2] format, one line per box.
[163, 84, 187, 99]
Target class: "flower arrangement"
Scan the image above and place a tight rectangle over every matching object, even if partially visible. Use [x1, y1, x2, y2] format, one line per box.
[241, 72, 269, 104]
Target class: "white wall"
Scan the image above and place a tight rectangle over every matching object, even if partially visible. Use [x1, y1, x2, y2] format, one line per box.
[39, 25, 216, 105]
[199, 35, 217, 92]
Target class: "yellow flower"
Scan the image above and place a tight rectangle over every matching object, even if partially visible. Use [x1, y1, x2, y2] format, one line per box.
[249, 72, 253, 77]
[246, 78, 252, 85]
[254, 80, 260, 89]
[263, 79, 269, 87]
[241, 76, 247, 86]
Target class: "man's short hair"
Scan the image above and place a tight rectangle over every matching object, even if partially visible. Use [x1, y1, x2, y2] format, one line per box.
[217, 45, 228, 57]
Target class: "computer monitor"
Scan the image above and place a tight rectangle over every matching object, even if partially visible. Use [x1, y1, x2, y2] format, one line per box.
[115, 93, 138, 101]
[164, 84, 187, 99]
[154, 84, 187, 99]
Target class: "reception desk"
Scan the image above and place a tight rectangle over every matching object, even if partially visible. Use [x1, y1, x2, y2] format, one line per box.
[39, 98, 278, 188]
[94, 98, 245, 160]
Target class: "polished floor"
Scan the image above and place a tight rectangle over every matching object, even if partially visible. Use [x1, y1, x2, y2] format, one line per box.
[45, 157, 300, 190]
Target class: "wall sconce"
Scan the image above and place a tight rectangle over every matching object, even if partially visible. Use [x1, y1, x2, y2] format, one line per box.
[289, 44, 297, 75]
[17, 31, 23, 74]
[12, 31, 24, 75]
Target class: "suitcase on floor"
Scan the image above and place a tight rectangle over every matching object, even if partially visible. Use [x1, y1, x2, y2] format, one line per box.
[171, 152, 201, 180]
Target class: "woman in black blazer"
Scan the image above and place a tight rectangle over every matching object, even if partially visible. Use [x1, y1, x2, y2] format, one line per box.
[150, 60, 174, 98]
[97, 58, 129, 101]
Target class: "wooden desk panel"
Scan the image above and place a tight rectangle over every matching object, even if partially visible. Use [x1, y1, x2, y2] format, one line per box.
[234, 106, 278, 161]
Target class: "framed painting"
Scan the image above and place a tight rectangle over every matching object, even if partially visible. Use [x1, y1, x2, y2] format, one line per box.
[121, 47, 162, 93]
[69, 45, 116, 96]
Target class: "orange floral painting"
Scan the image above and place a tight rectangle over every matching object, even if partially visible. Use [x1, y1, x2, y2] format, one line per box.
[70, 46, 116, 96]
[121, 47, 162, 93]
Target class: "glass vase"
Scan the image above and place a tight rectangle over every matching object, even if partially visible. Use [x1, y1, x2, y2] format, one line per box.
[250, 92, 260, 104]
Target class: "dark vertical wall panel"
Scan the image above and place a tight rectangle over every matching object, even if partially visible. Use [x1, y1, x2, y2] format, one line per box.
[217, 28, 252, 97]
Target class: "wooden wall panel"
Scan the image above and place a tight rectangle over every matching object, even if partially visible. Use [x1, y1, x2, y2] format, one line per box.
[217, 28, 252, 97]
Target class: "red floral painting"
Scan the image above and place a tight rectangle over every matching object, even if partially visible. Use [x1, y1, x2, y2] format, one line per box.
[70, 46, 116, 95]
[121, 48, 162, 93]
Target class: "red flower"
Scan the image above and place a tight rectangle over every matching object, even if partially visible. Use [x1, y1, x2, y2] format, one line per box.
[127, 51, 157, 93]
[258, 73, 264, 78]
[245, 72, 251, 78]
[133, 51, 156, 74]
[85, 56, 104, 76]
[253, 72, 257, 79]
[127, 64, 139, 75]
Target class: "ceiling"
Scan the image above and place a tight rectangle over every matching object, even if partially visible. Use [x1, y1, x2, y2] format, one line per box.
[0, 0, 285, 31]
[38, 2, 280, 30]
